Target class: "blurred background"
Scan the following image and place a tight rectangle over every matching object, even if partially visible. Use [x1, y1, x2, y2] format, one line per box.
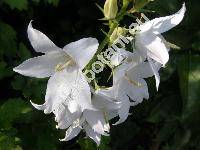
[0, 0, 199, 149]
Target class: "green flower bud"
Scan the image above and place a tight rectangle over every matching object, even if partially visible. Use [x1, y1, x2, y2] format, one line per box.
[104, 0, 118, 20]
[110, 27, 127, 44]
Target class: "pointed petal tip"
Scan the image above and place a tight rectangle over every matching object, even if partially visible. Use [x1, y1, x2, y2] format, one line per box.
[30, 100, 46, 111]
[112, 121, 122, 126]
[13, 67, 18, 73]
[13, 66, 25, 75]
[28, 20, 34, 32]
[182, 2, 186, 11]
[112, 118, 126, 125]
[59, 138, 66, 142]
[178, 2, 186, 17]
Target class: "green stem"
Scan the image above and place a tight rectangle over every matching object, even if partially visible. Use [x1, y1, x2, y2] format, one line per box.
[85, 1, 130, 71]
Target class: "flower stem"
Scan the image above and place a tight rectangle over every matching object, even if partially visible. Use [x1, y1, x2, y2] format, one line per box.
[85, 1, 130, 71]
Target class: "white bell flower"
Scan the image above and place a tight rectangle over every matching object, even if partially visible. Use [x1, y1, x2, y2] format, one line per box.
[132, 3, 186, 89]
[13, 21, 99, 113]
[96, 49, 156, 125]
[13, 21, 107, 143]
[59, 92, 120, 145]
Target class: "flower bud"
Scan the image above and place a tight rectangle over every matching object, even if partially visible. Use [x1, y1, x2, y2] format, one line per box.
[110, 27, 126, 44]
[104, 0, 118, 20]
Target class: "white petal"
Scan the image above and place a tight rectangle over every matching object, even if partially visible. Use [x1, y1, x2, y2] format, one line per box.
[139, 3, 186, 34]
[122, 78, 149, 102]
[106, 110, 118, 120]
[113, 95, 130, 125]
[148, 58, 160, 90]
[28, 21, 62, 53]
[95, 87, 116, 99]
[113, 63, 129, 84]
[60, 126, 81, 141]
[44, 69, 75, 114]
[55, 104, 82, 130]
[44, 69, 95, 114]
[63, 38, 99, 69]
[110, 48, 130, 66]
[136, 33, 169, 65]
[128, 62, 159, 79]
[83, 124, 101, 145]
[68, 100, 79, 114]
[73, 71, 97, 111]
[13, 52, 66, 78]
[30, 100, 46, 111]
[83, 110, 108, 136]
[92, 93, 120, 110]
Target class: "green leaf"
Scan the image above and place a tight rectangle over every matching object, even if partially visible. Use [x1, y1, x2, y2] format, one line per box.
[172, 128, 191, 149]
[0, 61, 13, 79]
[45, 0, 59, 6]
[178, 54, 200, 117]
[98, 136, 111, 150]
[192, 41, 200, 51]
[18, 43, 31, 60]
[36, 129, 57, 150]
[78, 138, 97, 150]
[0, 22, 17, 57]
[0, 133, 19, 150]
[147, 95, 182, 123]
[2, 0, 28, 10]
[156, 121, 178, 142]
[0, 98, 32, 128]
[11, 75, 27, 91]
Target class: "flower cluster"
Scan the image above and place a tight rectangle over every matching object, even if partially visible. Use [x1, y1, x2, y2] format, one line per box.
[13, 2, 186, 145]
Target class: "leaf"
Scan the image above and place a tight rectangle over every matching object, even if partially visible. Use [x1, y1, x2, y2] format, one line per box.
[12, 77, 47, 100]
[172, 128, 191, 149]
[2, 0, 28, 10]
[0, 98, 32, 128]
[155, 121, 178, 142]
[0, 61, 13, 79]
[147, 95, 182, 123]
[0, 132, 21, 150]
[11, 75, 27, 91]
[0, 22, 17, 57]
[132, 0, 152, 12]
[192, 41, 200, 51]
[98, 136, 111, 150]
[36, 129, 57, 150]
[78, 138, 97, 150]
[18, 43, 31, 60]
[45, 0, 59, 6]
[178, 54, 200, 117]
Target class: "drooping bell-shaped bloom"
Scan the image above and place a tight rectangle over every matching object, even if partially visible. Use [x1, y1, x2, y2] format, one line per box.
[14, 21, 99, 113]
[96, 49, 156, 125]
[13, 21, 107, 143]
[132, 3, 186, 89]
[59, 92, 120, 145]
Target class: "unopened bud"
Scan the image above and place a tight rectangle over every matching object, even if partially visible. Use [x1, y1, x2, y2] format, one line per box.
[104, 0, 118, 20]
[110, 27, 127, 43]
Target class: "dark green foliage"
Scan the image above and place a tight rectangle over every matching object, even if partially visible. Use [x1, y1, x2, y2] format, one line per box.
[0, 0, 199, 149]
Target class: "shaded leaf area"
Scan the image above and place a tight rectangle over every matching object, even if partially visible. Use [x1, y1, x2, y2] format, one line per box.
[0, 0, 199, 149]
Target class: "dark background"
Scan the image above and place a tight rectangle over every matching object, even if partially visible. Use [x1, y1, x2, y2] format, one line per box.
[0, 0, 200, 149]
